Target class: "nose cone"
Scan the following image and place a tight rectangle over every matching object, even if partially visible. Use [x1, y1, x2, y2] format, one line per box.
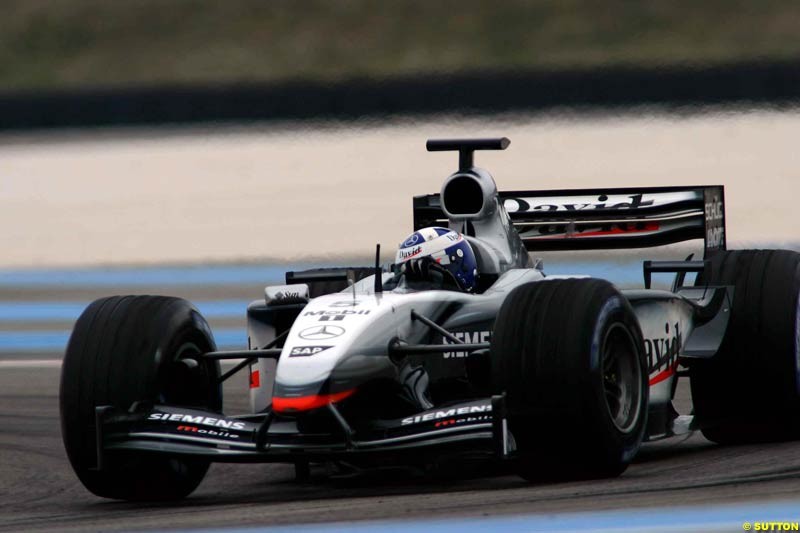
[271, 387, 356, 414]
[271, 293, 398, 412]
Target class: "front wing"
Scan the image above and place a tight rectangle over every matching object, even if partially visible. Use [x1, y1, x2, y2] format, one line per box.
[97, 398, 509, 465]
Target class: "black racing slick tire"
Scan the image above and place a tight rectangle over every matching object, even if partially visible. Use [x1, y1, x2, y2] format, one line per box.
[491, 279, 648, 480]
[59, 296, 222, 501]
[690, 249, 800, 444]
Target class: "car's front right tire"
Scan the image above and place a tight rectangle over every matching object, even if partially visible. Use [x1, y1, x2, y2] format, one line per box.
[491, 279, 648, 480]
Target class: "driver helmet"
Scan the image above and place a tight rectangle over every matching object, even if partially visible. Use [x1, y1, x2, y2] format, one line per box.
[395, 227, 478, 291]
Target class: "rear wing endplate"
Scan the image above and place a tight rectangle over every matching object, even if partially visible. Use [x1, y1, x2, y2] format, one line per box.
[414, 186, 726, 257]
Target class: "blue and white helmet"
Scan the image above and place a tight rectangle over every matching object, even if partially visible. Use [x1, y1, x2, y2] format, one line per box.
[396, 227, 478, 291]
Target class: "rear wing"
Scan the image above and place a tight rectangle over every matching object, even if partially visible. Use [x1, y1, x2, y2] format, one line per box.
[413, 185, 726, 257]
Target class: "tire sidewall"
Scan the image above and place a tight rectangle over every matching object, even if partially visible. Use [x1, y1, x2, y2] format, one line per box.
[491, 279, 649, 478]
[584, 295, 648, 468]
[60, 296, 221, 500]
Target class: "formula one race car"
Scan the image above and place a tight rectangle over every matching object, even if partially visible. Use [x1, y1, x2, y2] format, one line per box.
[60, 138, 800, 500]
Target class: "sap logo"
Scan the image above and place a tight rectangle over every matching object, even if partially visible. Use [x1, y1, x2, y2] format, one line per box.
[443, 331, 490, 358]
[644, 322, 682, 374]
[289, 346, 332, 357]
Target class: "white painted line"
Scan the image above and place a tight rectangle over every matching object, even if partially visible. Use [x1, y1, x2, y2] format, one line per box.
[0, 359, 62, 369]
[220, 359, 248, 366]
[0, 358, 247, 369]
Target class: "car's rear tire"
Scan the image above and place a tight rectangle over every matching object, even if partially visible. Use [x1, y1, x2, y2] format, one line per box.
[491, 279, 648, 480]
[690, 249, 800, 444]
[59, 296, 221, 500]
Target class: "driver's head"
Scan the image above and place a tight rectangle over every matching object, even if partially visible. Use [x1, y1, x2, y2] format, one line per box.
[395, 227, 478, 292]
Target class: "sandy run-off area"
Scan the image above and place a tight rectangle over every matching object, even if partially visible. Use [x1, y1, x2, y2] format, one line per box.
[1, 108, 798, 269]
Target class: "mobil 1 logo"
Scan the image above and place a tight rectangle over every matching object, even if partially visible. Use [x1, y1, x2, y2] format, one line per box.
[304, 309, 371, 322]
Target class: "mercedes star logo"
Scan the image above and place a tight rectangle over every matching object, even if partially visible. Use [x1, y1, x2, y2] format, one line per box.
[298, 325, 345, 340]
[403, 233, 420, 247]
[330, 300, 360, 307]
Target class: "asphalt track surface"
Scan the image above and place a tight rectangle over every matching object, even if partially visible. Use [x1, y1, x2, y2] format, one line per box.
[4, 363, 800, 532]
[3, 276, 800, 532]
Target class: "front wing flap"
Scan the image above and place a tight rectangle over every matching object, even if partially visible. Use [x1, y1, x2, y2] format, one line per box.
[99, 399, 506, 463]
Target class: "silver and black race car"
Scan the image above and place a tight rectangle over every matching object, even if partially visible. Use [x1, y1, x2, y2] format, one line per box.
[60, 138, 800, 500]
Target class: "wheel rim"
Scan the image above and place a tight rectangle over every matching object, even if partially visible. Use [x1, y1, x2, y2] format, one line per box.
[601, 323, 642, 433]
[161, 341, 214, 407]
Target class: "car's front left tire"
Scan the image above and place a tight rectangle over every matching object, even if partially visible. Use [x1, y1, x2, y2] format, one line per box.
[60, 295, 221, 500]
